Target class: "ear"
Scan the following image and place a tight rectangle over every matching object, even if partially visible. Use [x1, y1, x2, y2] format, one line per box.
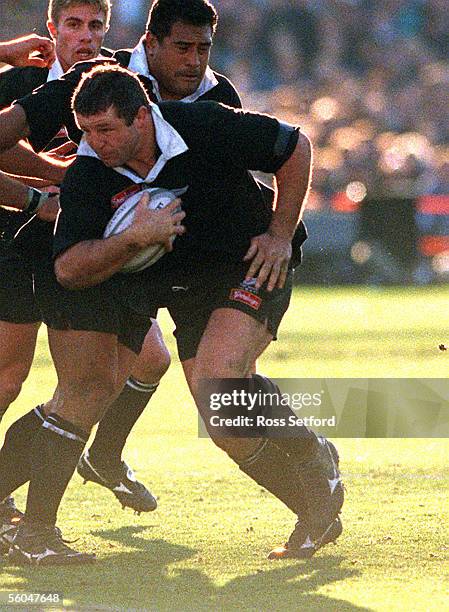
[47, 20, 57, 40]
[135, 105, 149, 127]
[145, 32, 159, 57]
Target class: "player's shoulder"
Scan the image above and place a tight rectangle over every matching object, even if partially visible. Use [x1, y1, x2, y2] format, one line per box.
[63, 155, 113, 190]
[159, 99, 238, 122]
[158, 100, 253, 157]
[63, 56, 117, 85]
[158, 99, 237, 136]
[0, 65, 48, 103]
[200, 71, 242, 108]
[0, 64, 47, 82]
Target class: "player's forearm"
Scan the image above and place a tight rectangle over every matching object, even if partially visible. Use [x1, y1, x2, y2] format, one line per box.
[0, 172, 29, 208]
[0, 34, 55, 68]
[55, 234, 146, 290]
[0, 41, 15, 64]
[0, 178, 59, 220]
[271, 132, 312, 240]
[0, 105, 30, 153]
[0, 143, 67, 184]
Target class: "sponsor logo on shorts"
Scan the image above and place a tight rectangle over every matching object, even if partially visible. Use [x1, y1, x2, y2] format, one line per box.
[229, 288, 262, 310]
[240, 277, 259, 294]
[111, 185, 142, 210]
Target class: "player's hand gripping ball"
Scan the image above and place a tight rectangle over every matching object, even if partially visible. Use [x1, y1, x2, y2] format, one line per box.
[103, 187, 186, 273]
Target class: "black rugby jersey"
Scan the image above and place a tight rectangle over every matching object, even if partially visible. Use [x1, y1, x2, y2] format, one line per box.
[54, 101, 300, 271]
[16, 53, 241, 153]
[0, 48, 114, 109]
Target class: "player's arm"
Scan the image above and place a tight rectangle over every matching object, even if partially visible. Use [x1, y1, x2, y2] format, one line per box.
[55, 196, 186, 290]
[244, 131, 312, 291]
[0, 34, 55, 68]
[0, 172, 31, 206]
[0, 172, 59, 221]
[0, 60, 109, 154]
[0, 104, 30, 153]
[0, 142, 70, 184]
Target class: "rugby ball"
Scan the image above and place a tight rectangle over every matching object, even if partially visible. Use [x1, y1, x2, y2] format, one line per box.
[103, 187, 186, 273]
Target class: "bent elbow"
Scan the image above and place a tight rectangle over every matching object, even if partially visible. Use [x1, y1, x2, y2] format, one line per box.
[54, 259, 83, 290]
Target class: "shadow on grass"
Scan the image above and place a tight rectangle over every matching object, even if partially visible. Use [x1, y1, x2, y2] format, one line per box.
[2, 525, 372, 612]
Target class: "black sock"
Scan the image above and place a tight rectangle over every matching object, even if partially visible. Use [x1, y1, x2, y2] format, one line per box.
[0, 406, 45, 501]
[251, 374, 318, 460]
[88, 377, 158, 469]
[238, 439, 309, 517]
[25, 414, 88, 526]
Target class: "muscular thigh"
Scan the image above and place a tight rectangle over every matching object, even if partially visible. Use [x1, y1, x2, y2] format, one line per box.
[170, 263, 292, 365]
[132, 319, 171, 383]
[0, 320, 40, 367]
[47, 328, 132, 429]
[194, 309, 272, 380]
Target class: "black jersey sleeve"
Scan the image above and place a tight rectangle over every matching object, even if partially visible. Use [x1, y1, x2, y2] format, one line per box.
[15, 58, 116, 152]
[167, 101, 299, 174]
[0, 66, 45, 110]
[53, 156, 116, 257]
[0, 67, 24, 109]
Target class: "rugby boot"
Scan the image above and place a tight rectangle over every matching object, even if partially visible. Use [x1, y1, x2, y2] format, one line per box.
[297, 436, 344, 541]
[77, 450, 157, 513]
[268, 516, 343, 559]
[8, 519, 96, 566]
[0, 497, 23, 555]
[268, 436, 344, 559]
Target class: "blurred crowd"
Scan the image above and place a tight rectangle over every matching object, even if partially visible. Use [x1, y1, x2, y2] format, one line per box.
[2, 0, 448, 206]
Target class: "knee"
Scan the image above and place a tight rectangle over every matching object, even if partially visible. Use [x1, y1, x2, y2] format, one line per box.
[133, 333, 171, 384]
[193, 352, 252, 384]
[189, 359, 250, 409]
[0, 365, 30, 406]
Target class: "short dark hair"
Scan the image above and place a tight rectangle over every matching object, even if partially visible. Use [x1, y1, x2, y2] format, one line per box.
[72, 65, 151, 126]
[147, 0, 218, 40]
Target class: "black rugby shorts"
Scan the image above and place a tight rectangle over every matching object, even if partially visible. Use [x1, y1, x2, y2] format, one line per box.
[33, 262, 153, 354]
[143, 262, 293, 362]
[0, 246, 41, 324]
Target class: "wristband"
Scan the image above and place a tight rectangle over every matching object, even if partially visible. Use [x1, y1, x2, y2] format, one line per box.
[25, 188, 57, 216]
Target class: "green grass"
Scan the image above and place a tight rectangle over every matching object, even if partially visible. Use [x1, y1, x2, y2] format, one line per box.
[1, 286, 448, 611]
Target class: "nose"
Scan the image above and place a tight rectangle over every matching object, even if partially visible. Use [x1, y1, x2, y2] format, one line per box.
[185, 47, 200, 68]
[79, 24, 93, 42]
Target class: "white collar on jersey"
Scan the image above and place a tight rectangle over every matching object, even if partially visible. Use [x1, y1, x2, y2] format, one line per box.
[47, 57, 65, 82]
[77, 102, 188, 183]
[46, 53, 112, 82]
[127, 37, 219, 103]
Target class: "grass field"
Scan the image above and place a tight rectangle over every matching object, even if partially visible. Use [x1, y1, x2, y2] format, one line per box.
[0, 286, 448, 611]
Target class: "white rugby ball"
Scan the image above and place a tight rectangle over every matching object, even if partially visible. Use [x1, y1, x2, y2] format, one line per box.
[104, 187, 185, 273]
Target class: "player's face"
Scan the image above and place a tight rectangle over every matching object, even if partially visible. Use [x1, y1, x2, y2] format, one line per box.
[145, 22, 213, 100]
[47, 4, 107, 72]
[77, 106, 144, 168]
